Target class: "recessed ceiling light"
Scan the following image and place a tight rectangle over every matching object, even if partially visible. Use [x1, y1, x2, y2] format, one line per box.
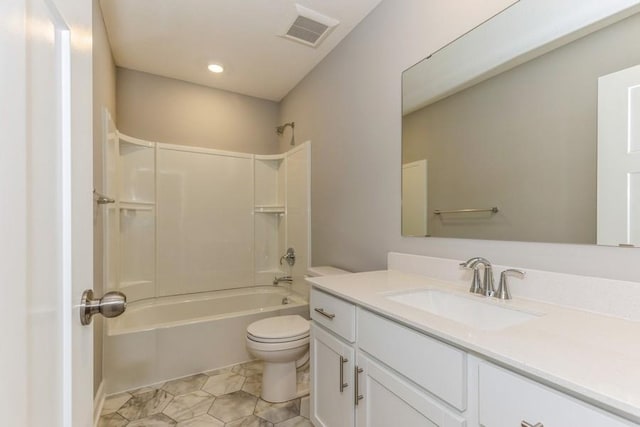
[208, 64, 224, 73]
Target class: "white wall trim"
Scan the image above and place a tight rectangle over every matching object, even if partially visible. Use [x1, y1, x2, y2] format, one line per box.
[157, 142, 255, 159]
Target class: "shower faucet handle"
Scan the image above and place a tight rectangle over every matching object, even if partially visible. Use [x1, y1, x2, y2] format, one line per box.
[280, 247, 296, 267]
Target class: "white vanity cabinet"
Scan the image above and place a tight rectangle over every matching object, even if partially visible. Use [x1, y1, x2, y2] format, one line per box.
[311, 324, 355, 427]
[311, 288, 467, 427]
[355, 353, 466, 427]
[478, 362, 635, 427]
[310, 288, 357, 427]
[311, 286, 638, 426]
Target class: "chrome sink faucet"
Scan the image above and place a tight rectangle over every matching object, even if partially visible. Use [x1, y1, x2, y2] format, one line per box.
[460, 257, 495, 297]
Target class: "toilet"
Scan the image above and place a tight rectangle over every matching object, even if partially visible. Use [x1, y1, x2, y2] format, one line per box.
[246, 315, 310, 402]
[246, 266, 350, 403]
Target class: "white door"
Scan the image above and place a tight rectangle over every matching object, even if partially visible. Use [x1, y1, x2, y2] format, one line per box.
[0, 0, 94, 425]
[597, 64, 640, 246]
[402, 159, 428, 236]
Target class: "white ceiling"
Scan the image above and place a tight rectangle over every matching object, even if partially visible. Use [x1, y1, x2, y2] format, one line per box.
[99, 0, 383, 101]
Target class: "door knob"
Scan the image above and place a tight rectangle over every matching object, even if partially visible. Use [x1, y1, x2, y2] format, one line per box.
[80, 289, 127, 325]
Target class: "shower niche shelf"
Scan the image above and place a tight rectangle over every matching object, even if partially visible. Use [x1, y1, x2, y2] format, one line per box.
[253, 145, 311, 287]
[254, 155, 287, 285]
[254, 205, 285, 214]
[120, 201, 155, 211]
[103, 117, 157, 303]
[117, 133, 156, 301]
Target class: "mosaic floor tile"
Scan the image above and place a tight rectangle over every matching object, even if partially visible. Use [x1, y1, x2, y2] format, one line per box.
[298, 397, 309, 419]
[175, 414, 224, 427]
[208, 390, 257, 423]
[225, 415, 274, 427]
[231, 360, 263, 377]
[163, 390, 215, 422]
[98, 412, 129, 427]
[126, 413, 177, 426]
[254, 399, 300, 424]
[129, 382, 165, 396]
[162, 374, 209, 396]
[202, 372, 245, 397]
[102, 392, 133, 415]
[204, 366, 232, 376]
[118, 389, 174, 421]
[241, 374, 262, 397]
[101, 359, 310, 426]
[296, 366, 310, 396]
[274, 416, 313, 427]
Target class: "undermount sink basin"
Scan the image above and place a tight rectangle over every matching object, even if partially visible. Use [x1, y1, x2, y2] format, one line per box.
[386, 289, 541, 331]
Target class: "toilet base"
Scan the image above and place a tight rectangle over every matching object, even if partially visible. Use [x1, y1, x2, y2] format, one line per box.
[261, 361, 297, 403]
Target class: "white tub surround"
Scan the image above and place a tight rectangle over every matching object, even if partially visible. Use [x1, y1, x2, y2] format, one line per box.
[103, 127, 312, 303]
[104, 286, 308, 394]
[307, 253, 640, 425]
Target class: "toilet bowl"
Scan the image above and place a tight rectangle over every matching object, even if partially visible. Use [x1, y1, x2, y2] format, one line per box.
[246, 314, 310, 403]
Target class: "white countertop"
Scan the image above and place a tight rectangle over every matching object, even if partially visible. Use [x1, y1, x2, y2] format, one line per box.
[308, 270, 640, 423]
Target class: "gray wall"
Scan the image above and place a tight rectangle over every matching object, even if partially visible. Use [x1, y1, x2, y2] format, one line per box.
[279, 0, 640, 282]
[117, 68, 280, 154]
[92, 0, 117, 396]
[403, 12, 640, 244]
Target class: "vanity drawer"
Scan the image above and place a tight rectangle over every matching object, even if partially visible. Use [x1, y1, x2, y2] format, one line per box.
[357, 309, 466, 411]
[479, 362, 634, 427]
[310, 288, 356, 342]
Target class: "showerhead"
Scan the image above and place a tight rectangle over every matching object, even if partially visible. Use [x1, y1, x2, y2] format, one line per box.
[276, 122, 296, 145]
[276, 122, 294, 135]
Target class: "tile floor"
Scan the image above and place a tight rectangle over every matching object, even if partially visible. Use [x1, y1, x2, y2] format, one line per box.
[99, 360, 312, 427]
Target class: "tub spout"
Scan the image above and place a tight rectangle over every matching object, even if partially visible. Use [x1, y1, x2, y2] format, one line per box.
[273, 275, 293, 285]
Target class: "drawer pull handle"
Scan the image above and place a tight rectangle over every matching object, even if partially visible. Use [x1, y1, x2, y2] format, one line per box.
[355, 366, 364, 405]
[339, 356, 348, 392]
[521, 422, 543, 427]
[314, 307, 336, 319]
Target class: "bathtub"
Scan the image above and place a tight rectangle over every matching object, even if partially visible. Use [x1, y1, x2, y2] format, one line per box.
[104, 286, 309, 393]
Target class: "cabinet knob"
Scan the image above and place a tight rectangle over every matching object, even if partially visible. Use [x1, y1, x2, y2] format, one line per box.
[521, 421, 543, 427]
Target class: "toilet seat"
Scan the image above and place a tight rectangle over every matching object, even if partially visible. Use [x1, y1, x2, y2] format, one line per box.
[247, 315, 310, 343]
[247, 331, 309, 343]
[246, 335, 310, 352]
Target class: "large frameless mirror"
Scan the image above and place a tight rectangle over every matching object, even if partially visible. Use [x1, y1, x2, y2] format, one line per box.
[401, 0, 640, 247]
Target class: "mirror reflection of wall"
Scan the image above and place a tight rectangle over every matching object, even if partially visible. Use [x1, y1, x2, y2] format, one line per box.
[402, 5, 640, 245]
[401, 159, 428, 236]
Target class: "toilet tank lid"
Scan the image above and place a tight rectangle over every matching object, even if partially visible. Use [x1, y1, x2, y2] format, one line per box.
[306, 266, 351, 277]
[247, 315, 310, 339]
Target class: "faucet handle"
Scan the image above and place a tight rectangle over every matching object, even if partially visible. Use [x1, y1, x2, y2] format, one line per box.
[460, 258, 485, 294]
[495, 269, 525, 300]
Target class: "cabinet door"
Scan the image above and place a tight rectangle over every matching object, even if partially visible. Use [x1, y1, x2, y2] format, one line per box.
[479, 362, 635, 427]
[356, 353, 466, 427]
[311, 324, 355, 427]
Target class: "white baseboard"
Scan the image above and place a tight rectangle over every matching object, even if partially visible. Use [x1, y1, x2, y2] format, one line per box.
[93, 380, 106, 427]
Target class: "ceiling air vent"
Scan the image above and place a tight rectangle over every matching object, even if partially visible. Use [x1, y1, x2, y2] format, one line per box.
[283, 4, 339, 48]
